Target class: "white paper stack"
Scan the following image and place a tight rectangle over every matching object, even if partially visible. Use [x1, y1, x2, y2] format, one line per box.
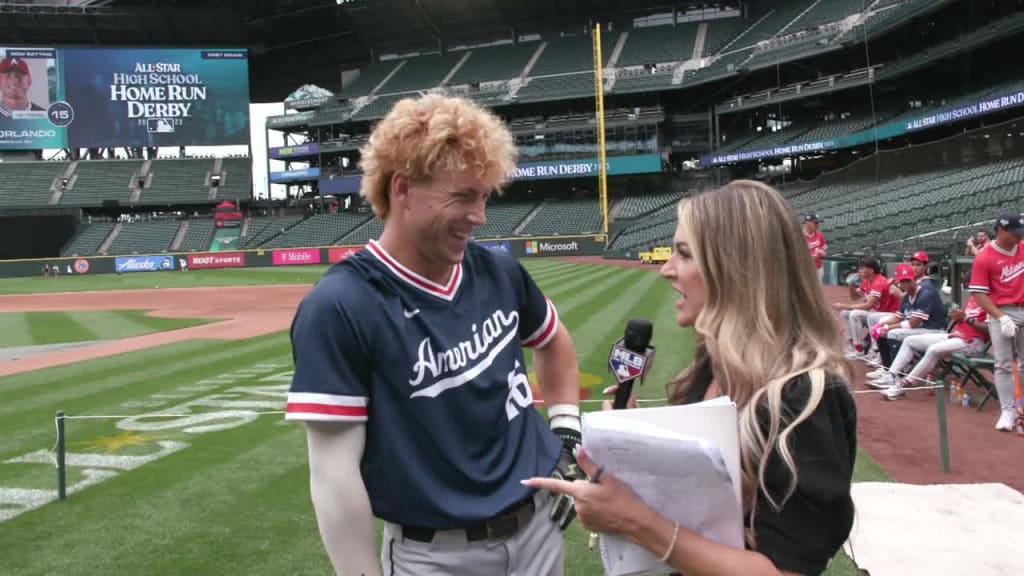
[581, 397, 745, 576]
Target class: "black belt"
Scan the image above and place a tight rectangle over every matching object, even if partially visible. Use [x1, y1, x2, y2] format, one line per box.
[400, 496, 536, 543]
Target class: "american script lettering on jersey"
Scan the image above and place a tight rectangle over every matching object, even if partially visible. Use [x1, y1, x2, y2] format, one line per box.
[409, 309, 520, 399]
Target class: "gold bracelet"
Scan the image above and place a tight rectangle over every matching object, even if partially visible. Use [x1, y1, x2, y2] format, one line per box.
[659, 521, 680, 563]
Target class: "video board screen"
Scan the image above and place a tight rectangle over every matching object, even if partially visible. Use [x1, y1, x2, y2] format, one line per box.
[0, 46, 249, 150]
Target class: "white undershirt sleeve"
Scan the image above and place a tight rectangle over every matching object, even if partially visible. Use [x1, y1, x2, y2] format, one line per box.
[304, 421, 381, 576]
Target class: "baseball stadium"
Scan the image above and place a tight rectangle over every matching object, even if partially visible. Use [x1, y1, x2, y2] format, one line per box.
[1, 0, 1023, 574]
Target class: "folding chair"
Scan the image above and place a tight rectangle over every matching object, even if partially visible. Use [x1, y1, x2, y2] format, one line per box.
[934, 342, 998, 412]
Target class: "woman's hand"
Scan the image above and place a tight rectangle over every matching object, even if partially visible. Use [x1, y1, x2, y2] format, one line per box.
[600, 385, 638, 410]
[522, 447, 650, 537]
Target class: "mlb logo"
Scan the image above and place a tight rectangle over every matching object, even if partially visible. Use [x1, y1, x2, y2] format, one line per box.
[525, 241, 539, 254]
[608, 343, 647, 384]
[147, 118, 175, 133]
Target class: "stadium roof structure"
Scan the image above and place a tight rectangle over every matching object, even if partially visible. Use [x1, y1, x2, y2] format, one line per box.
[0, 0, 728, 102]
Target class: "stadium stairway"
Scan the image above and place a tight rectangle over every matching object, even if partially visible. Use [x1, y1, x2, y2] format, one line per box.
[97, 223, 122, 255]
[170, 221, 189, 251]
[61, 221, 116, 257]
[512, 202, 545, 235]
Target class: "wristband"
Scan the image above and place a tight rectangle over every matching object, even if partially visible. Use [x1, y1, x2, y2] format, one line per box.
[548, 404, 582, 453]
[548, 403, 581, 434]
[900, 320, 911, 330]
[659, 521, 680, 563]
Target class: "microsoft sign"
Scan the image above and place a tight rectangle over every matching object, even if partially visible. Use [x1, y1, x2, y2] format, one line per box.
[524, 240, 580, 255]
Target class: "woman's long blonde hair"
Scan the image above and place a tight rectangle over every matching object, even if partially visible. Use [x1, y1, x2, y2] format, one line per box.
[666, 179, 851, 547]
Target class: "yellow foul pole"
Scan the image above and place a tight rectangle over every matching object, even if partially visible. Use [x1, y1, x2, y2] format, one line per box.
[593, 23, 609, 239]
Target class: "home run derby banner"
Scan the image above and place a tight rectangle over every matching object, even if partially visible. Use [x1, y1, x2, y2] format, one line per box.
[0, 46, 249, 150]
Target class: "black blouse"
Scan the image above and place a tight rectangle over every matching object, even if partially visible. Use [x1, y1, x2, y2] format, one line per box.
[676, 368, 857, 575]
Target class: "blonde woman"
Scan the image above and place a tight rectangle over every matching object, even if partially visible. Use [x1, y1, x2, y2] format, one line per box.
[524, 180, 857, 575]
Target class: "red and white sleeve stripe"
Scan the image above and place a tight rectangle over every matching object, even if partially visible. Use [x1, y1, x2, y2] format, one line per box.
[523, 297, 559, 349]
[285, 392, 368, 422]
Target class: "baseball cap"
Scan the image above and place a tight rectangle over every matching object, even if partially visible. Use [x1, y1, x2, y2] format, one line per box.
[894, 263, 914, 282]
[804, 213, 819, 222]
[910, 251, 928, 264]
[995, 212, 1024, 231]
[0, 57, 29, 75]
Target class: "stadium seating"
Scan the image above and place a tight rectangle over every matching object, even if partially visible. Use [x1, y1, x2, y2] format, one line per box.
[376, 52, 464, 95]
[786, 157, 1024, 253]
[615, 190, 685, 219]
[518, 199, 603, 236]
[175, 218, 216, 252]
[350, 93, 412, 121]
[338, 61, 401, 98]
[59, 160, 142, 207]
[260, 213, 369, 249]
[470, 202, 537, 238]
[684, 47, 754, 85]
[143, 159, 214, 205]
[837, 0, 956, 44]
[741, 32, 838, 70]
[338, 217, 384, 245]
[239, 215, 305, 249]
[616, 24, 698, 67]
[445, 43, 539, 86]
[215, 158, 253, 201]
[608, 202, 680, 251]
[701, 19, 748, 57]
[613, 65, 675, 93]
[61, 221, 115, 257]
[515, 73, 596, 103]
[786, 0, 863, 33]
[0, 161, 66, 208]
[104, 219, 181, 255]
[733, 0, 816, 46]
[527, 34, 616, 77]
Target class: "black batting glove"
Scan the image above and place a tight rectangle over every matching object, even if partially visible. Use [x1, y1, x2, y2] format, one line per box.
[549, 420, 583, 530]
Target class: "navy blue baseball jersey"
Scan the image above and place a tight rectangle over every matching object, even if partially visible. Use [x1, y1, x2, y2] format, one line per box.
[285, 239, 563, 529]
[895, 282, 947, 330]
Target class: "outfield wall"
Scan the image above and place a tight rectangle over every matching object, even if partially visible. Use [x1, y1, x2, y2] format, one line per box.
[0, 235, 607, 279]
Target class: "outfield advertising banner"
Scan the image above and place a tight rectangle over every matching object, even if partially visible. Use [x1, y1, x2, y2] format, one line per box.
[272, 248, 321, 266]
[270, 167, 319, 183]
[0, 46, 249, 150]
[520, 236, 605, 257]
[523, 239, 583, 256]
[0, 235, 609, 278]
[114, 255, 175, 273]
[702, 85, 1024, 166]
[307, 154, 664, 191]
[476, 240, 513, 255]
[269, 143, 319, 159]
[265, 111, 314, 129]
[510, 154, 662, 181]
[187, 252, 245, 269]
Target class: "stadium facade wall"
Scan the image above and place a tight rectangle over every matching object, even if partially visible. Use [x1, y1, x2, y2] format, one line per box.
[0, 235, 606, 278]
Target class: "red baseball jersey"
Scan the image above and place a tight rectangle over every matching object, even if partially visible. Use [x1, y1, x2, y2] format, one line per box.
[968, 240, 1024, 306]
[868, 274, 900, 312]
[804, 230, 826, 269]
[952, 296, 989, 343]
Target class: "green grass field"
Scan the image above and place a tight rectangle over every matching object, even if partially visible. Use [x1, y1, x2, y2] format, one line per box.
[0, 310, 212, 348]
[0, 260, 886, 575]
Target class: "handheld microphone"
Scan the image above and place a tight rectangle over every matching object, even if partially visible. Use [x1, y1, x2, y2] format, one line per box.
[607, 319, 656, 409]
